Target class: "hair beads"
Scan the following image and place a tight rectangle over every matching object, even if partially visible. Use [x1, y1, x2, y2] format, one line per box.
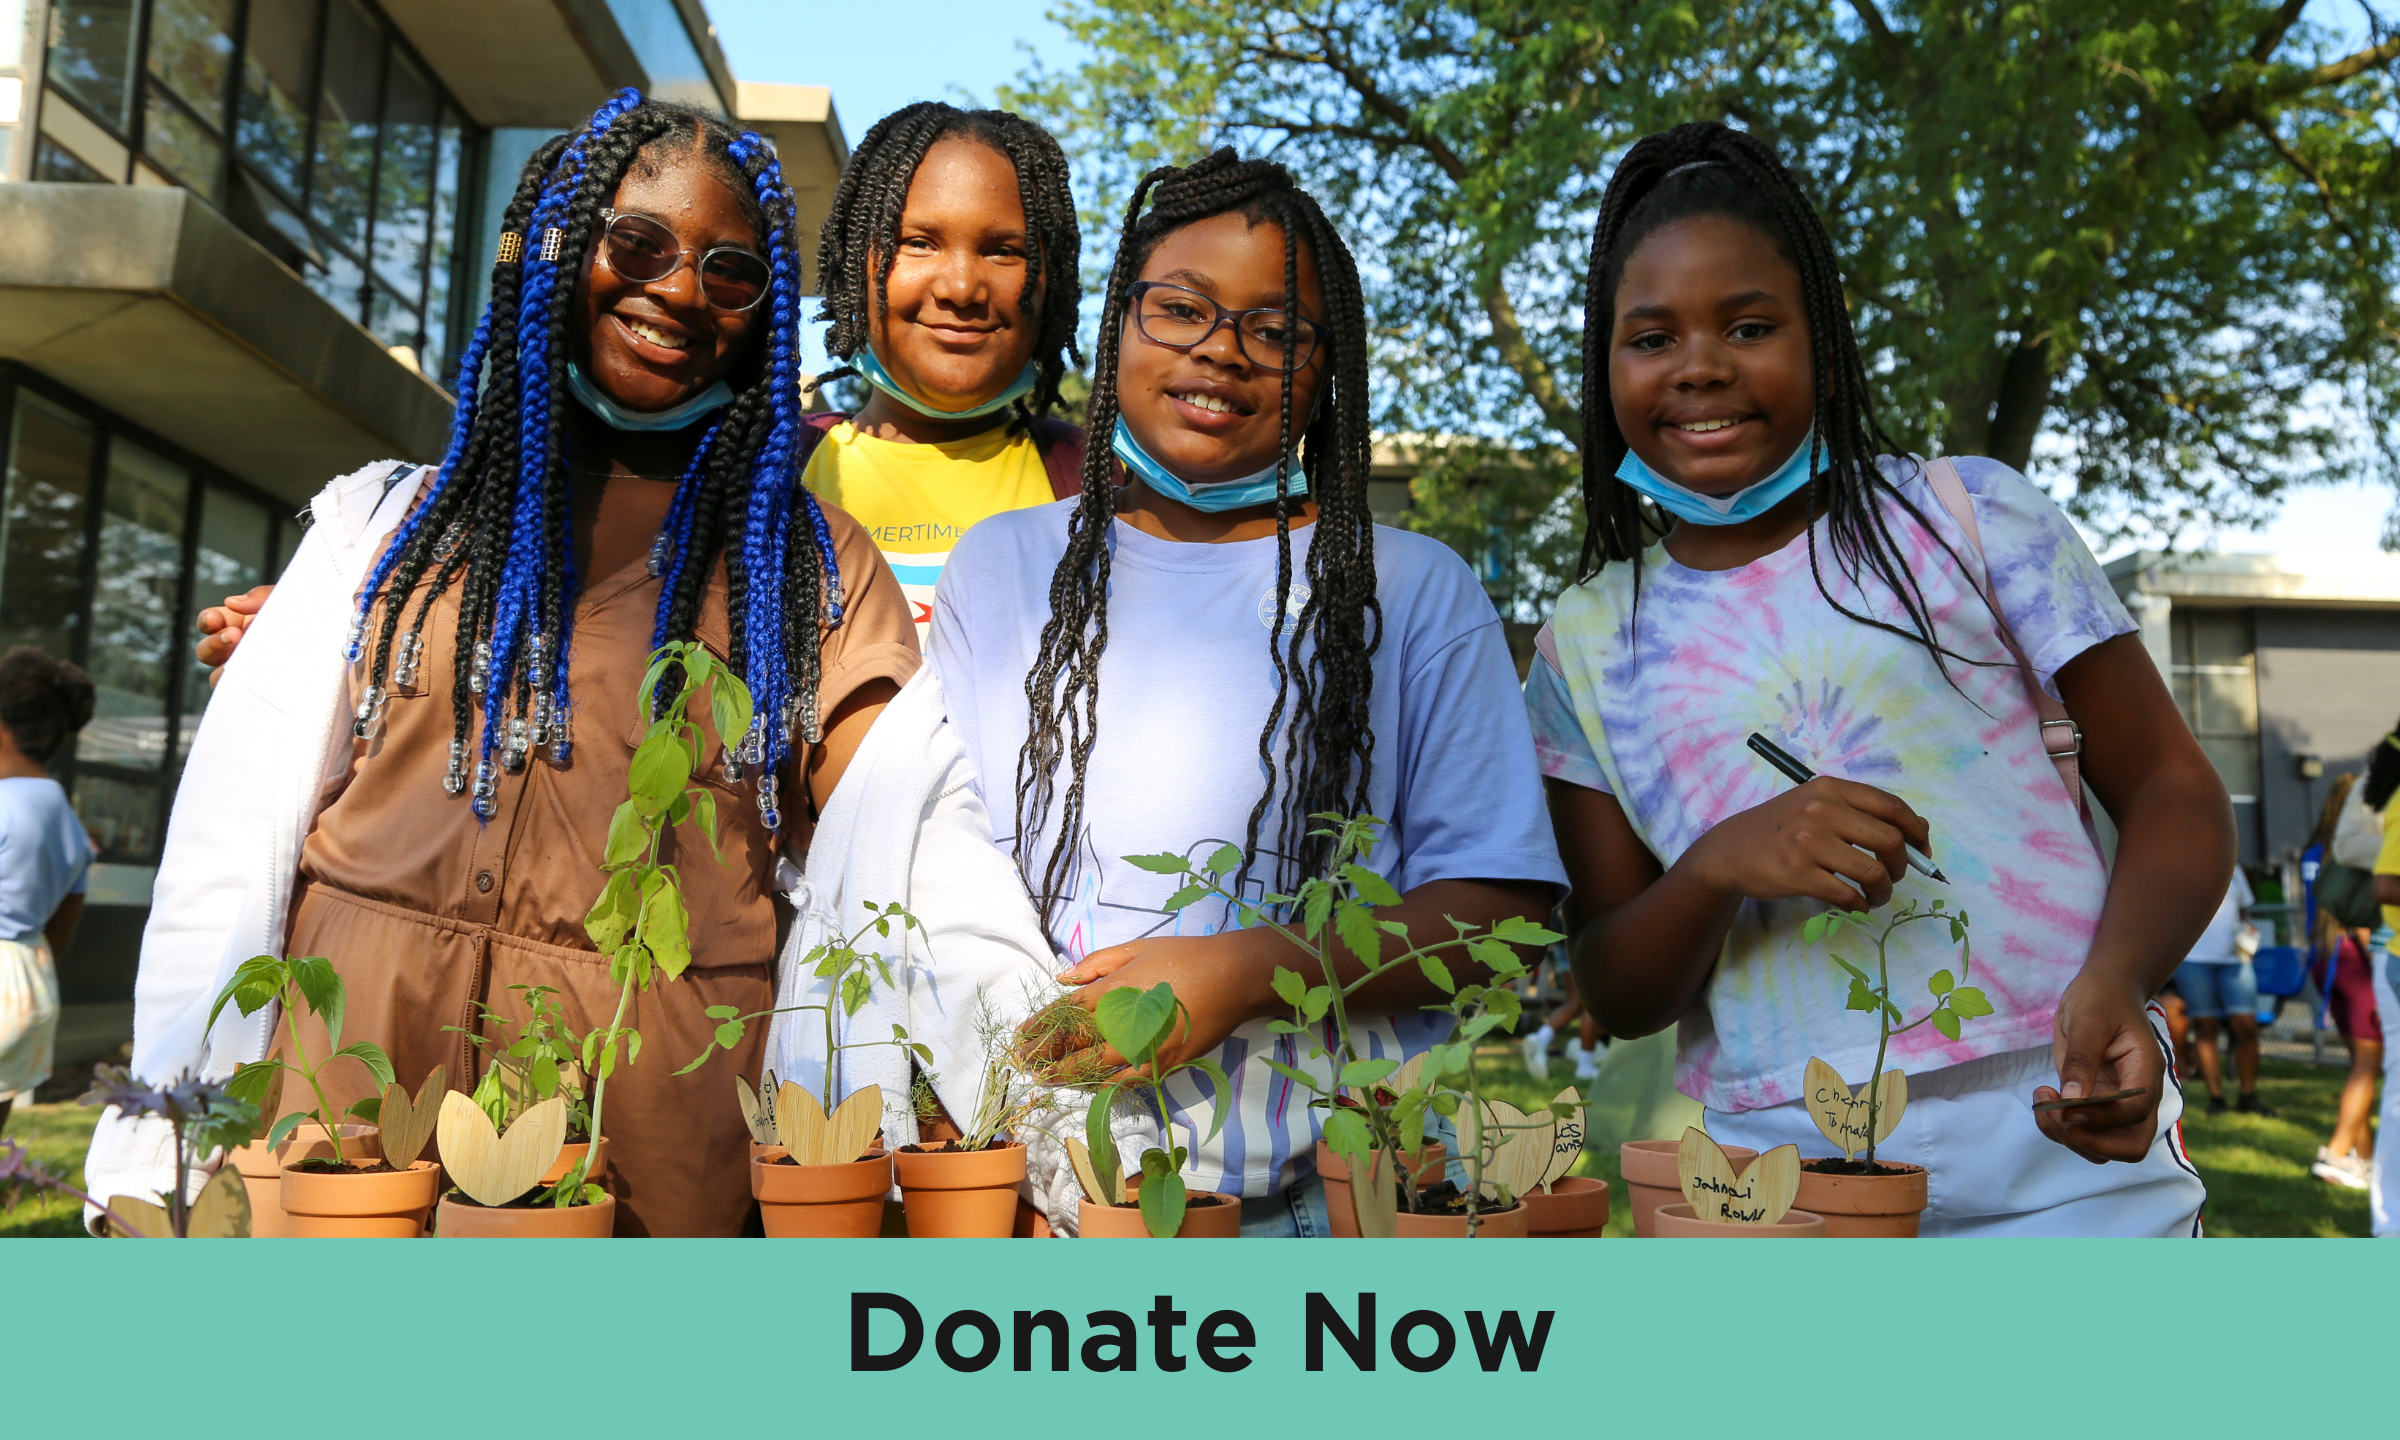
[1012, 150, 1381, 928]
[345, 93, 845, 831]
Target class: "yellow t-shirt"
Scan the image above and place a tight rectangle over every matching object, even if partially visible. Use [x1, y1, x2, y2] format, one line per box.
[2376, 801, 2400, 932]
[801, 421, 1054, 643]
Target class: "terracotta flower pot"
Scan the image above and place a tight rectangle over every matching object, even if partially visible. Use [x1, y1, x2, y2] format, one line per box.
[277, 1159, 440, 1238]
[436, 1193, 617, 1237]
[1392, 1200, 1530, 1238]
[1795, 1161, 1929, 1238]
[541, 1137, 612, 1188]
[1521, 1176, 1610, 1237]
[751, 1146, 892, 1238]
[893, 1141, 1025, 1237]
[1621, 1139, 1756, 1239]
[226, 1123, 379, 1239]
[1315, 1140, 1448, 1238]
[1076, 1190, 1241, 1238]
[1652, 1202, 1825, 1238]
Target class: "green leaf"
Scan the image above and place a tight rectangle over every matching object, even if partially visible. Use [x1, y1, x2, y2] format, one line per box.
[334, 1040, 396, 1090]
[1162, 884, 1211, 913]
[1845, 979, 1879, 1013]
[266, 1111, 305, 1149]
[602, 800, 648, 867]
[1321, 1107, 1372, 1167]
[346, 1097, 380, 1121]
[1418, 952, 1455, 993]
[1802, 913, 1827, 944]
[585, 869, 640, 954]
[1259, 1058, 1324, 1092]
[710, 673, 753, 757]
[1931, 1008, 1962, 1041]
[642, 878, 692, 980]
[222, 1060, 277, 1107]
[841, 967, 872, 1016]
[1335, 900, 1382, 967]
[688, 789, 722, 864]
[289, 957, 344, 1049]
[1300, 985, 1333, 1024]
[1269, 967, 1307, 1009]
[1085, 1087, 1121, 1197]
[1488, 915, 1565, 946]
[1121, 852, 1190, 875]
[1828, 954, 1871, 985]
[1340, 864, 1403, 908]
[1948, 986, 1994, 1019]
[1185, 1058, 1233, 1144]
[1205, 844, 1242, 877]
[1928, 968, 1955, 997]
[1139, 1165, 1188, 1238]
[627, 731, 690, 817]
[1094, 983, 1179, 1067]
[1340, 1059, 1398, 1090]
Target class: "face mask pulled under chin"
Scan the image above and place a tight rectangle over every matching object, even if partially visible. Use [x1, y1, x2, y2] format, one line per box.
[1112, 418, 1309, 513]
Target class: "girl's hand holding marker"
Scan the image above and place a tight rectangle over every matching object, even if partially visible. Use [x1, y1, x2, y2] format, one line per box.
[1684, 771, 1931, 912]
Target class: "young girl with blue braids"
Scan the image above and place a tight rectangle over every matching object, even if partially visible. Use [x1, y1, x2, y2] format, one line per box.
[1529, 123, 2230, 1234]
[935, 151, 1565, 1234]
[93, 95, 917, 1237]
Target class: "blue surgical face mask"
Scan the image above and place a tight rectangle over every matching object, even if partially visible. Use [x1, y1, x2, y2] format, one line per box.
[1615, 429, 1820, 526]
[852, 347, 1036, 421]
[566, 362, 734, 432]
[1112, 419, 1307, 513]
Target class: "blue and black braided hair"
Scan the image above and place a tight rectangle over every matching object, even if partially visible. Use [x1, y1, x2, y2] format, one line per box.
[343, 92, 840, 830]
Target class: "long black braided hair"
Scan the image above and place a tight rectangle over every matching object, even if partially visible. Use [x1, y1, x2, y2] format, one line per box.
[347, 92, 841, 831]
[813, 101, 1082, 422]
[1014, 149, 1379, 925]
[1577, 122, 1973, 675]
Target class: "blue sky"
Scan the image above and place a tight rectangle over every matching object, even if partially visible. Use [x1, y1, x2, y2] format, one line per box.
[699, 0, 2392, 561]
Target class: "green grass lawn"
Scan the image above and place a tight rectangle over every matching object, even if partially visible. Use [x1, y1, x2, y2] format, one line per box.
[2, 1102, 101, 1238]
[3, 1052, 2373, 1239]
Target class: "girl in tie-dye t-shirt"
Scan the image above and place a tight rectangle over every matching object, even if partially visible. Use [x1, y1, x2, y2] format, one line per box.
[1532, 124, 2233, 1235]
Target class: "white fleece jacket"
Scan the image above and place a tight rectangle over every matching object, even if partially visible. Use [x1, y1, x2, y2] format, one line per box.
[82, 460, 421, 1218]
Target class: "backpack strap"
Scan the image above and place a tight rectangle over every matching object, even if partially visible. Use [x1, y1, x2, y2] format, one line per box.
[1030, 417, 1088, 501]
[1922, 456, 2088, 819]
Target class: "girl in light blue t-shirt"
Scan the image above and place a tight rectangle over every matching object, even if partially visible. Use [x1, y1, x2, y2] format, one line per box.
[0, 648, 96, 1130]
[932, 150, 1564, 1233]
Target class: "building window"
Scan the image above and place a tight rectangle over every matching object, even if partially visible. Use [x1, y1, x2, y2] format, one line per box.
[2171, 608, 2262, 804]
[39, 0, 485, 382]
[0, 367, 292, 868]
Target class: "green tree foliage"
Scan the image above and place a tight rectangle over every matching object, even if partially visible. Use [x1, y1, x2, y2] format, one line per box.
[1006, 2, 2400, 615]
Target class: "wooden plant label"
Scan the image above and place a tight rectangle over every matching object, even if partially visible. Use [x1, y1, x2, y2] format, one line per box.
[1802, 1057, 1907, 1160]
[1387, 1051, 1428, 1096]
[106, 1165, 252, 1239]
[775, 1081, 883, 1166]
[1066, 1137, 1126, 1206]
[735, 1074, 776, 1145]
[1676, 1127, 1799, 1226]
[375, 1064, 446, 1172]
[1352, 1145, 1398, 1238]
[437, 1091, 566, 1207]
[1463, 1099, 1553, 1201]
[1540, 1085, 1584, 1191]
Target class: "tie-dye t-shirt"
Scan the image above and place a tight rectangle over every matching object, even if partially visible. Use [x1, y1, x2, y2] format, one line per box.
[1525, 455, 2131, 1113]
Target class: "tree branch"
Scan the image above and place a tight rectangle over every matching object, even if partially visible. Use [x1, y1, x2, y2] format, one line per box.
[1481, 270, 1581, 440]
[1846, 0, 1905, 67]
[2198, 35, 2400, 132]
[2250, 0, 2311, 63]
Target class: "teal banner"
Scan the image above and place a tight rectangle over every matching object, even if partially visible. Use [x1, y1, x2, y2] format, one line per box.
[6, 1239, 2389, 1434]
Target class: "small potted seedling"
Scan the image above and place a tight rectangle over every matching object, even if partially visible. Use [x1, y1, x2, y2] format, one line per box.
[1652, 1126, 1822, 1237]
[1041, 981, 1237, 1238]
[219, 1054, 377, 1237]
[448, 984, 603, 1188]
[1794, 899, 1991, 1237]
[26, 1066, 264, 1237]
[685, 900, 933, 1237]
[214, 956, 444, 1237]
[1126, 814, 1566, 1238]
[891, 997, 1058, 1237]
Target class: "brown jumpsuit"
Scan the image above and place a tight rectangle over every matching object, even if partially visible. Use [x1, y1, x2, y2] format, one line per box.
[276, 490, 916, 1236]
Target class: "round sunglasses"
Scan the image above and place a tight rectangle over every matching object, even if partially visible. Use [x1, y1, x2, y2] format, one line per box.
[597, 208, 770, 313]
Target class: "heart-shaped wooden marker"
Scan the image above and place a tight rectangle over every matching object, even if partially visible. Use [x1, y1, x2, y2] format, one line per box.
[437, 1091, 567, 1206]
[107, 1164, 252, 1238]
[774, 1081, 882, 1167]
[375, 1065, 446, 1172]
[1066, 1136, 1128, 1206]
[1462, 1099, 1554, 1201]
[1802, 1057, 1907, 1160]
[735, 1073, 777, 1145]
[1538, 1085, 1585, 1192]
[1677, 1127, 1800, 1226]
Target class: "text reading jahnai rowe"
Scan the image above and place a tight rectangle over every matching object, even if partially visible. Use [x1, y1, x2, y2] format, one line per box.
[851, 1292, 1554, 1374]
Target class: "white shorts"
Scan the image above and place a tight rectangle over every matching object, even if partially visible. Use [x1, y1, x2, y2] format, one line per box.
[1704, 1004, 2204, 1237]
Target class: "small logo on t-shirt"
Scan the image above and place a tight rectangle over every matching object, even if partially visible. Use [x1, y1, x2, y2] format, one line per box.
[1257, 581, 1313, 633]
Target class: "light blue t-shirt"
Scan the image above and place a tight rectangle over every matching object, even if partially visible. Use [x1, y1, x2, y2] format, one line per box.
[932, 501, 1566, 1197]
[0, 777, 93, 942]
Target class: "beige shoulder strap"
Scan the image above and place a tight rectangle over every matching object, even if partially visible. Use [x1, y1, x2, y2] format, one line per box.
[1921, 457, 2088, 819]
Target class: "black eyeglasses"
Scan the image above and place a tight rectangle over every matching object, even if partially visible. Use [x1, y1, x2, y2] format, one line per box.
[598, 208, 771, 313]
[1127, 281, 1326, 373]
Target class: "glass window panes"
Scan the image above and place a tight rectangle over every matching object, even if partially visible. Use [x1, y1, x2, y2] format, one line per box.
[84, 437, 188, 773]
[2171, 608, 2260, 802]
[366, 282, 420, 352]
[145, 0, 237, 128]
[236, 0, 316, 195]
[423, 110, 466, 381]
[182, 483, 272, 741]
[306, 242, 365, 323]
[74, 772, 163, 860]
[34, 137, 111, 183]
[0, 392, 95, 662]
[144, 91, 224, 200]
[47, 0, 142, 132]
[372, 50, 436, 297]
[309, 0, 384, 254]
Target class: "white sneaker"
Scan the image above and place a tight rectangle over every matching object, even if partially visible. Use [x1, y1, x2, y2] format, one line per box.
[1575, 1039, 1605, 1080]
[2313, 1152, 2372, 1190]
[1562, 1039, 1586, 1075]
[1521, 1026, 1553, 1080]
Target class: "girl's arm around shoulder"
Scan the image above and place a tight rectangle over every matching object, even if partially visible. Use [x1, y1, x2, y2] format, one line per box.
[2034, 631, 2234, 1161]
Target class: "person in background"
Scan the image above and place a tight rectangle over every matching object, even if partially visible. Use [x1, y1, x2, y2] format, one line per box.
[2174, 867, 2271, 1117]
[2362, 725, 2400, 1234]
[2308, 773, 2380, 1190]
[0, 648, 96, 1134]
[1521, 962, 1607, 1081]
